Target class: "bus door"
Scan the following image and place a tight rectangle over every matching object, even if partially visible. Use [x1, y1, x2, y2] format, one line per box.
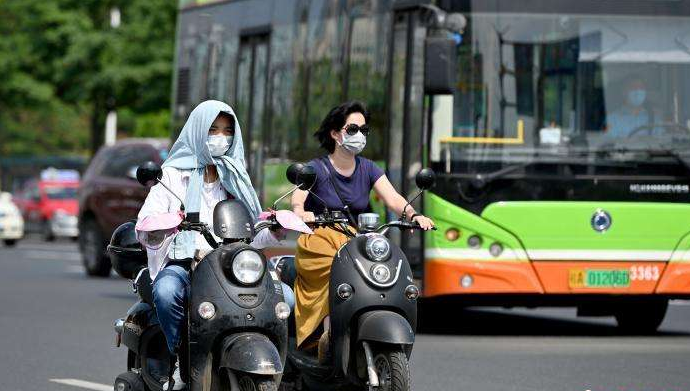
[387, 9, 427, 279]
[236, 31, 270, 202]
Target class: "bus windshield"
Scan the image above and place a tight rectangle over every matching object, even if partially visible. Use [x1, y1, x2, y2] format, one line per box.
[431, 12, 690, 170]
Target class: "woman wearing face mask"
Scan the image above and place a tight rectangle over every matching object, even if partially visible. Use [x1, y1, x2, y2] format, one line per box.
[136, 100, 289, 390]
[290, 101, 435, 362]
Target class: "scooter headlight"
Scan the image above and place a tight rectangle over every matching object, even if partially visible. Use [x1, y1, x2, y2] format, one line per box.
[232, 250, 265, 285]
[365, 234, 390, 261]
[371, 264, 391, 283]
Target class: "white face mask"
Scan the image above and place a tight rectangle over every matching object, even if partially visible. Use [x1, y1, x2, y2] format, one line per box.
[337, 131, 367, 155]
[207, 135, 233, 157]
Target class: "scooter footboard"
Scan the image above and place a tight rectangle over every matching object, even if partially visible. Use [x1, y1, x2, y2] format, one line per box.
[357, 310, 415, 345]
[219, 333, 283, 375]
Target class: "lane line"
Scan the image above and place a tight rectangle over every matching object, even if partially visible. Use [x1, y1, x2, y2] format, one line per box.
[49, 378, 111, 391]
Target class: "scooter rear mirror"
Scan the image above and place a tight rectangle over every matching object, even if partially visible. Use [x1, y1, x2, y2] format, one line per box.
[286, 163, 305, 186]
[136, 161, 163, 188]
[296, 165, 317, 191]
[415, 168, 436, 190]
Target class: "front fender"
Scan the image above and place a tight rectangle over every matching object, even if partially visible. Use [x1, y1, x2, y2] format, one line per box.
[357, 310, 415, 345]
[219, 333, 283, 375]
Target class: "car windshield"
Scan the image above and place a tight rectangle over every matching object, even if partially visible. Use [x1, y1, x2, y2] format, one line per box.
[430, 12, 690, 169]
[45, 186, 78, 200]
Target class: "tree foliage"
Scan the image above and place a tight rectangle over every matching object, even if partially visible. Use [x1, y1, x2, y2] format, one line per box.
[0, 0, 177, 157]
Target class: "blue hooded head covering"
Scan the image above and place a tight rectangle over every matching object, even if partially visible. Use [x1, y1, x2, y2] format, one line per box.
[162, 100, 262, 257]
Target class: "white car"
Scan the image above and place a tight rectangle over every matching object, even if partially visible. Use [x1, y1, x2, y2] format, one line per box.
[0, 192, 24, 246]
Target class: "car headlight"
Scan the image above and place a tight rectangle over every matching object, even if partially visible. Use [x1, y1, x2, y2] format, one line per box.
[232, 250, 265, 285]
[365, 234, 390, 261]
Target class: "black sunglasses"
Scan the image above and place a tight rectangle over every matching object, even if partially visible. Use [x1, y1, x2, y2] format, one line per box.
[342, 123, 371, 136]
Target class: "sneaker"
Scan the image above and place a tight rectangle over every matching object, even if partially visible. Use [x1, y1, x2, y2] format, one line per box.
[162, 360, 186, 390]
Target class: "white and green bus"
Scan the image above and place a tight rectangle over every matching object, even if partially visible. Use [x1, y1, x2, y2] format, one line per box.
[172, 0, 690, 332]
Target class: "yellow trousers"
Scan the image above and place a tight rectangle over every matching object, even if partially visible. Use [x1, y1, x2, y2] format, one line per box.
[294, 227, 350, 347]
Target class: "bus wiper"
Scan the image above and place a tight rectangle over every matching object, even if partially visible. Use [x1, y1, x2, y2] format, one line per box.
[471, 162, 533, 189]
[647, 149, 690, 173]
[471, 152, 641, 188]
[603, 147, 690, 174]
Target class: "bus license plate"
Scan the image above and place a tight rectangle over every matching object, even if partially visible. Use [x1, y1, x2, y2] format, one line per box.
[569, 269, 630, 288]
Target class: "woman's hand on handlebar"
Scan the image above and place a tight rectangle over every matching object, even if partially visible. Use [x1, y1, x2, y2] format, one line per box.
[297, 210, 316, 223]
[412, 214, 435, 231]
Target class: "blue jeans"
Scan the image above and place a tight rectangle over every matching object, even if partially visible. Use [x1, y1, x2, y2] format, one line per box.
[152, 264, 190, 354]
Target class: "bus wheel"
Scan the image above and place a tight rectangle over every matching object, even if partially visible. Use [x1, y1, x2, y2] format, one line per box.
[614, 298, 668, 334]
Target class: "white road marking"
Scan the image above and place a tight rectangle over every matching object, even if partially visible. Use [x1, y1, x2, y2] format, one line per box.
[670, 299, 690, 306]
[49, 378, 111, 391]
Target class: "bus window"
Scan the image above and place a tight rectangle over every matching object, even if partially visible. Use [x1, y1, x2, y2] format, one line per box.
[235, 34, 270, 201]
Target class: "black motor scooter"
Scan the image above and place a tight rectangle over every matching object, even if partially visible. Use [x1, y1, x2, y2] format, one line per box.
[108, 162, 289, 391]
[271, 164, 436, 391]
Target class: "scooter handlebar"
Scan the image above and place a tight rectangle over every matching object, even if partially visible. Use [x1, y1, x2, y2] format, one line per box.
[178, 221, 219, 249]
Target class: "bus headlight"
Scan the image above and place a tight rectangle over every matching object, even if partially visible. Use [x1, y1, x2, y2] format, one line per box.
[232, 250, 265, 285]
[365, 234, 390, 261]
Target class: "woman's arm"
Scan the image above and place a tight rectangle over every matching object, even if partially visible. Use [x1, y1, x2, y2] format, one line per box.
[373, 175, 435, 230]
[291, 189, 315, 222]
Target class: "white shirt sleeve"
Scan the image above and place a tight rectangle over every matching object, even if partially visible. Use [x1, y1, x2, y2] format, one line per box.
[137, 167, 178, 220]
[136, 167, 182, 281]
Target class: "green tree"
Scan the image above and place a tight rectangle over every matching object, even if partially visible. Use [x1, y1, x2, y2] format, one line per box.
[0, 0, 177, 157]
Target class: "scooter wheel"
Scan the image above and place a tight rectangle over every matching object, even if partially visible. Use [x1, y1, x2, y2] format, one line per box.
[372, 349, 410, 391]
[237, 374, 277, 391]
[114, 371, 145, 391]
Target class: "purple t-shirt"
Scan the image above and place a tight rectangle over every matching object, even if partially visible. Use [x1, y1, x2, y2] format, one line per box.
[303, 156, 385, 221]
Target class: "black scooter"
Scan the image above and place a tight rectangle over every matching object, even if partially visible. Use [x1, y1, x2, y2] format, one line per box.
[271, 164, 436, 391]
[108, 162, 289, 391]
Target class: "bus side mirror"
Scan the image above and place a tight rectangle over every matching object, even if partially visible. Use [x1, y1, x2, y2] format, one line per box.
[424, 36, 458, 95]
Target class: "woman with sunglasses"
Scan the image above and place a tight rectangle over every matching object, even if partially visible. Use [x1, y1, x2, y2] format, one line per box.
[289, 101, 435, 362]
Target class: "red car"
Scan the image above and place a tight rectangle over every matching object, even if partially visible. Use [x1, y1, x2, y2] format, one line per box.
[16, 173, 80, 241]
[78, 138, 169, 276]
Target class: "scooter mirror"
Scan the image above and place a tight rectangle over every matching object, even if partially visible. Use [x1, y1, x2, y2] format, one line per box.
[297, 165, 317, 191]
[136, 161, 163, 187]
[415, 168, 436, 190]
[286, 163, 305, 185]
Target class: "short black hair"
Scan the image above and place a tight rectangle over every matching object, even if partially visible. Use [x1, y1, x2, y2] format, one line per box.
[314, 101, 370, 153]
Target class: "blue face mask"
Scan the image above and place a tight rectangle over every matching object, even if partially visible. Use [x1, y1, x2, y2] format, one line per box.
[628, 89, 646, 107]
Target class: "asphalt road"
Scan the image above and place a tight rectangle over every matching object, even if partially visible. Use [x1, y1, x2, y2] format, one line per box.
[1, 237, 689, 391]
